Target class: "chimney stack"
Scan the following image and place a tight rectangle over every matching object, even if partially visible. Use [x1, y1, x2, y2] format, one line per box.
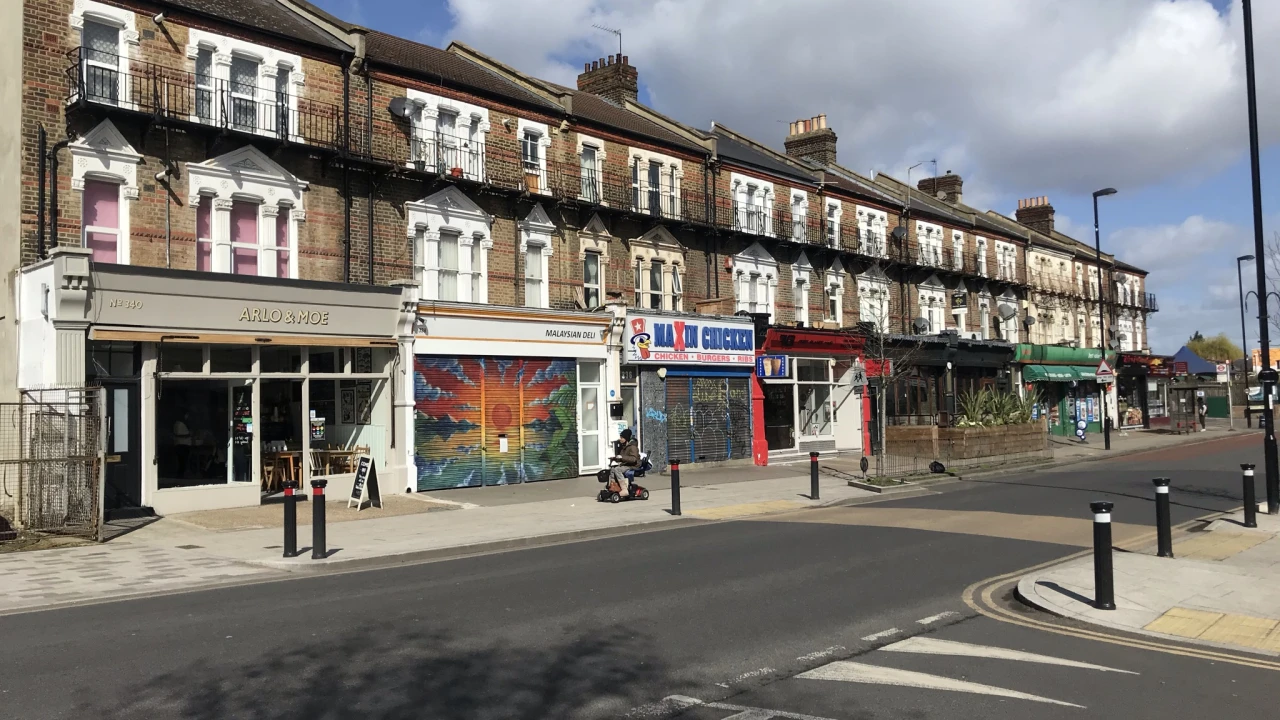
[1015, 196, 1055, 235]
[577, 53, 638, 106]
[917, 171, 964, 205]
[783, 113, 838, 167]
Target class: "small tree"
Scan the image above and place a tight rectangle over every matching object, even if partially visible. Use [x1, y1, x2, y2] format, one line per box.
[1186, 332, 1242, 362]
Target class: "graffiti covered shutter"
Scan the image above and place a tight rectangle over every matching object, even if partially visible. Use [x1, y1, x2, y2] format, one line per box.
[663, 375, 753, 464]
[515, 359, 579, 483]
[414, 357, 485, 491]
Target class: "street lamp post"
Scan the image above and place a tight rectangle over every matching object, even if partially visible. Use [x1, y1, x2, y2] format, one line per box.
[1238, 255, 1255, 428]
[1242, 0, 1278, 514]
[1094, 187, 1117, 451]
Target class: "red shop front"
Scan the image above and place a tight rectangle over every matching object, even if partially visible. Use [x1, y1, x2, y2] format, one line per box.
[752, 327, 870, 465]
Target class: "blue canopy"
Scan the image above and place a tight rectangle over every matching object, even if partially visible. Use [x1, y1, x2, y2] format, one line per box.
[1172, 346, 1218, 375]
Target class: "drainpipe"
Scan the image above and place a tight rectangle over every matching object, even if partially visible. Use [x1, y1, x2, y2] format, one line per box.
[47, 136, 72, 252]
[37, 125, 46, 259]
[164, 125, 173, 268]
[366, 68, 374, 284]
[342, 60, 352, 283]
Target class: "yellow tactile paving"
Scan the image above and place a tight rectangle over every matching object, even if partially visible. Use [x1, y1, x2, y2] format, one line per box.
[1198, 614, 1280, 648]
[1144, 607, 1224, 638]
[687, 500, 805, 520]
[1173, 532, 1269, 561]
[1146, 606, 1280, 651]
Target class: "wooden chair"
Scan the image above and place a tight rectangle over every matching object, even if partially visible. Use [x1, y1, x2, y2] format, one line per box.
[262, 455, 279, 493]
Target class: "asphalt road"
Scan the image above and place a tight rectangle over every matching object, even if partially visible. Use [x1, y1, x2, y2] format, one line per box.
[0, 433, 1271, 720]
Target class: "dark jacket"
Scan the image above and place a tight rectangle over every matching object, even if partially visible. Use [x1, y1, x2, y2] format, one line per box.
[616, 439, 640, 467]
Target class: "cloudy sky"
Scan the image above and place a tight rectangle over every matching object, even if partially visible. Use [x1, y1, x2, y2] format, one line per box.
[317, 0, 1280, 355]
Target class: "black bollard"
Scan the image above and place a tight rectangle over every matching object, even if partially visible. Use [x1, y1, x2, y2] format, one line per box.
[1242, 463, 1258, 529]
[1090, 500, 1116, 610]
[311, 479, 328, 559]
[810, 451, 820, 500]
[282, 479, 298, 558]
[670, 460, 681, 516]
[1153, 478, 1173, 558]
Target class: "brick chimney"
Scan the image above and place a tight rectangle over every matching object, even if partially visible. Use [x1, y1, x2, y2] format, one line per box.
[1016, 196, 1055, 235]
[577, 54, 638, 105]
[917, 171, 963, 204]
[783, 114, 837, 167]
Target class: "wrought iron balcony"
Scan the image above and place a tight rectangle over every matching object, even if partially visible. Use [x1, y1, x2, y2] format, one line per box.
[733, 203, 772, 237]
[408, 132, 487, 182]
[65, 47, 343, 151]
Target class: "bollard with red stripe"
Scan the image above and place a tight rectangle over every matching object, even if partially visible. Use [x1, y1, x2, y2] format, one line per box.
[310, 479, 328, 559]
[282, 479, 298, 558]
[810, 451, 820, 501]
[670, 460, 681, 516]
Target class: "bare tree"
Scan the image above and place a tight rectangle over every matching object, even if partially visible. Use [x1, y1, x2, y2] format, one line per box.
[1264, 231, 1280, 337]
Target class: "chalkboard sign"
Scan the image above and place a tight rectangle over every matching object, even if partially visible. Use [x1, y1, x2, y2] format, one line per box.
[347, 455, 382, 510]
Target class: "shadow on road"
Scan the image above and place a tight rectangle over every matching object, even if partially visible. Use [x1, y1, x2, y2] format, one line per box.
[79, 624, 669, 720]
[956, 476, 1236, 514]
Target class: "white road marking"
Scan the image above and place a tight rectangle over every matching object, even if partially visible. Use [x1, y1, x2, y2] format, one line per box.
[861, 627, 901, 641]
[916, 611, 960, 625]
[727, 666, 774, 684]
[661, 695, 838, 720]
[796, 645, 846, 662]
[797, 661, 1084, 708]
[881, 636, 1138, 674]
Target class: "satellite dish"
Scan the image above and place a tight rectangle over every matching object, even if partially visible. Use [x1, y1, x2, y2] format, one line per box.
[891, 226, 908, 242]
[389, 97, 412, 119]
[1024, 315, 1037, 326]
[912, 317, 930, 333]
[998, 306, 1017, 322]
[936, 191, 947, 200]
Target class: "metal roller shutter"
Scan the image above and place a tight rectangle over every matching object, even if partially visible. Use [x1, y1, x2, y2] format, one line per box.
[690, 376, 731, 462]
[514, 359, 579, 483]
[664, 375, 754, 465]
[413, 357, 485, 491]
[666, 378, 692, 465]
[726, 377, 753, 460]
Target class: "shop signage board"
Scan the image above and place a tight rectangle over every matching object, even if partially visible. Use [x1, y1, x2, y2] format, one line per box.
[625, 312, 755, 365]
[1173, 361, 1189, 375]
[348, 455, 382, 510]
[1095, 359, 1115, 383]
[950, 293, 968, 310]
[757, 355, 788, 378]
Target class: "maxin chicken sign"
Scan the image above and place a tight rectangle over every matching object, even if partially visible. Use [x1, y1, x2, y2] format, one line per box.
[625, 314, 755, 365]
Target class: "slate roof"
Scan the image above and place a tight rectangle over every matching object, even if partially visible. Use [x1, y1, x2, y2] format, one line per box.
[713, 129, 818, 185]
[160, 0, 350, 51]
[543, 83, 705, 153]
[365, 32, 559, 110]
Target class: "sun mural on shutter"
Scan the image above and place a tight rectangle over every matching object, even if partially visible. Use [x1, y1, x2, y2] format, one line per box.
[414, 357, 578, 490]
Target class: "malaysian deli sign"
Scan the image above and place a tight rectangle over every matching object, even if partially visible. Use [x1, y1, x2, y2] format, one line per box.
[625, 313, 755, 365]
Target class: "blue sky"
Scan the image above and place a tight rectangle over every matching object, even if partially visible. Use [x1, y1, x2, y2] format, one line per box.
[315, 0, 1279, 355]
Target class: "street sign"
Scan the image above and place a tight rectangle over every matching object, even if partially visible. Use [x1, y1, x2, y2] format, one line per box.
[1095, 359, 1115, 383]
[756, 355, 788, 378]
[850, 365, 868, 387]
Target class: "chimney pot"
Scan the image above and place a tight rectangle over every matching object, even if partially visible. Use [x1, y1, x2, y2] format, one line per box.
[607, 55, 614, 65]
[819, 113, 827, 129]
[584, 63, 590, 72]
[622, 55, 628, 65]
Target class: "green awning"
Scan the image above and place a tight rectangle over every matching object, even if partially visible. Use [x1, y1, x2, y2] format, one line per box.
[1022, 364, 1100, 382]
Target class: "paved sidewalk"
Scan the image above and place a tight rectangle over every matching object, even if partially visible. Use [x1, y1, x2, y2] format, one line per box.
[1047, 419, 1244, 466]
[0, 466, 886, 615]
[1019, 510, 1280, 656]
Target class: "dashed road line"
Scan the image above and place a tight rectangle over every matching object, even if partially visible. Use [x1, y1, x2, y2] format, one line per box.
[663, 695, 838, 720]
[916, 610, 960, 625]
[796, 645, 846, 663]
[860, 627, 901, 642]
[798, 661, 1084, 708]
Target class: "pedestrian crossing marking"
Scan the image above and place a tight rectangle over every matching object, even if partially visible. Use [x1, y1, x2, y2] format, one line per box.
[881, 636, 1137, 673]
[797, 661, 1084, 707]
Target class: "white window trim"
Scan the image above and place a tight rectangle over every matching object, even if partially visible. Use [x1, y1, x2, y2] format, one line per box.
[518, 119, 551, 196]
[631, 225, 685, 311]
[70, 120, 140, 264]
[733, 241, 778, 322]
[185, 29, 304, 141]
[825, 259, 845, 327]
[951, 229, 965, 271]
[791, 188, 809, 243]
[731, 172, 774, 237]
[916, 220, 943, 267]
[406, 186, 493, 304]
[404, 89, 490, 178]
[793, 252, 812, 327]
[857, 268, 890, 334]
[187, 145, 307, 278]
[70, 1, 139, 109]
[825, 198, 843, 248]
[995, 240, 1018, 282]
[576, 133, 607, 205]
[855, 205, 888, 258]
[520, 204, 555, 308]
[998, 291, 1020, 342]
[918, 282, 946, 335]
[579, 214, 612, 308]
[976, 236, 990, 277]
[978, 293, 993, 340]
[629, 147, 683, 218]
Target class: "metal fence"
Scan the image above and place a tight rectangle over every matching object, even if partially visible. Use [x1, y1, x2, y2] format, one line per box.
[0, 388, 103, 542]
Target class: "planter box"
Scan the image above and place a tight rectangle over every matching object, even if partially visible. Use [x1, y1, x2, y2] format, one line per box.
[885, 422, 1048, 461]
[849, 479, 918, 494]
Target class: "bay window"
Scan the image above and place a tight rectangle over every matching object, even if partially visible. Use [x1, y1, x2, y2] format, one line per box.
[525, 243, 546, 308]
[197, 196, 213, 271]
[229, 56, 259, 131]
[438, 231, 460, 301]
[230, 200, 259, 275]
[583, 252, 601, 308]
[795, 274, 809, 326]
[82, 18, 122, 104]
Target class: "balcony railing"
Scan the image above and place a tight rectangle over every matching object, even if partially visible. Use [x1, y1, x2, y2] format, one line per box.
[65, 47, 343, 151]
[1114, 292, 1159, 312]
[409, 132, 486, 182]
[734, 203, 772, 236]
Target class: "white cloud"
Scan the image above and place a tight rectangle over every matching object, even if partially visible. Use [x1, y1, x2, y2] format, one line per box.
[440, 0, 1279, 196]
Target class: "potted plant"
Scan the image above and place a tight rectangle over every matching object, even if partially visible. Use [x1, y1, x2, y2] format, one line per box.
[450, 167, 463, 178]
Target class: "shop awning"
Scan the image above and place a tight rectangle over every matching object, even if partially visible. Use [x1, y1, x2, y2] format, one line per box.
[1022, 364, 1100, 382]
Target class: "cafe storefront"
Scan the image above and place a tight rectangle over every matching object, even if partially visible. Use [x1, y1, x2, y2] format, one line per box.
[18, 249, 415, 516]
[411, 302, 614, 490]
[623, 311, 755, 471]
[1117, 353, 1172, 429]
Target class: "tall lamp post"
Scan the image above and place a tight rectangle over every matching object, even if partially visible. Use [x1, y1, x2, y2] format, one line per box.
[1238, 255, 1256, 428]
[1093, 187, 1117, 450]
[1242, 0, 1278, 514]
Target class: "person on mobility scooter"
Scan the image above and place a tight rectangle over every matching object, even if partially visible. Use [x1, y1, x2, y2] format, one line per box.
[596, 428, 650, 502]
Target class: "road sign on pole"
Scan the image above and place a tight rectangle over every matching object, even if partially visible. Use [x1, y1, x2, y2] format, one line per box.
[1095, 359, 1115, 383]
